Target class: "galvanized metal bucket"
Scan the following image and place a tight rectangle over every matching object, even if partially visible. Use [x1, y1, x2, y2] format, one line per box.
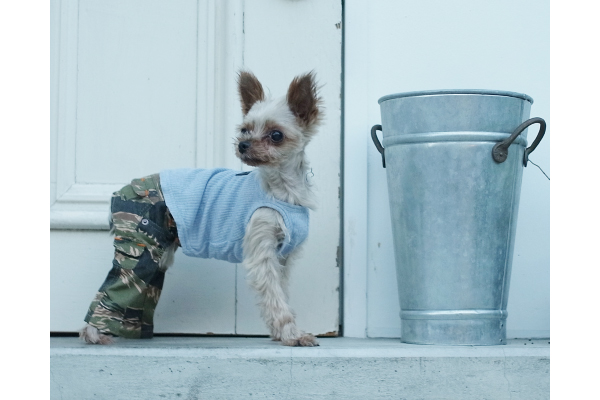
[371, 90, 546, 345]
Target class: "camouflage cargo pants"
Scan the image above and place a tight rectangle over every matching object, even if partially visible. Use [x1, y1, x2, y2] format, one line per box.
[84, 174, 178, 339]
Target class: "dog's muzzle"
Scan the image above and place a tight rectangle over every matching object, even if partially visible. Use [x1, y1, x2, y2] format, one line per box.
[238, 141, 251, 154]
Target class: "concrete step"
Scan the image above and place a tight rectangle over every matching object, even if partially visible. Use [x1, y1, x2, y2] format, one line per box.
[50, 336, 549, 399]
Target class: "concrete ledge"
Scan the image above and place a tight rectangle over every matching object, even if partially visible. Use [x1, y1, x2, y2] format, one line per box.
[51, 337, 549, 399]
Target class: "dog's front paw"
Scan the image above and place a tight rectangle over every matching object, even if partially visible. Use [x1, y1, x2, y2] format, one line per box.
[281, 333, 319, 347]
[276, 323, 319, 347]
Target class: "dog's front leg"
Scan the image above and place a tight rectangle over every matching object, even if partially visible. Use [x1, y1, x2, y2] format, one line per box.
[243, 208, 318, 347]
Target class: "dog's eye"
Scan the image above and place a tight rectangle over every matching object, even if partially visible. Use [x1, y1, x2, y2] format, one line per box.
[241, 128, 249, 135]
[270, 130, 284, 142]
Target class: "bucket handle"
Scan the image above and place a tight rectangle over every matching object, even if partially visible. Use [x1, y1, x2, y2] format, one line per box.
[371, 124, 386, 168]
[492, 117, 546, 166]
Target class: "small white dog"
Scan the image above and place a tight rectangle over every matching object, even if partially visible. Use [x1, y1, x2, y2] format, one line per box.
[80, 71, 322, 347]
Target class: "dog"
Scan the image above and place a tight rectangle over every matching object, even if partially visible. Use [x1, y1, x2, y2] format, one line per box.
[80, 71, 322, 347]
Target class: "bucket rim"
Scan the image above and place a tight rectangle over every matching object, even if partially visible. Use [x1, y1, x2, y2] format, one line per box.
[378, 89, 534, 105]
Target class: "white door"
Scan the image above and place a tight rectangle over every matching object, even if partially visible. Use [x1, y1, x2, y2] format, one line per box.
[50, 0, 342, 336]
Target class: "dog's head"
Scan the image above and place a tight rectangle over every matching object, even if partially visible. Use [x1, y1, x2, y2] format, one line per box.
[235, 71, 323, 167]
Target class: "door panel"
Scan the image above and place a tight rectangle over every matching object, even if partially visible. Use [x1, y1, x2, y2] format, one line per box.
[75, 1, 199, 183]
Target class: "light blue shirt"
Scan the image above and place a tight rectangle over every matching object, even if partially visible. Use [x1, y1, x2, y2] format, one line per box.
[159, 168, 309, 263]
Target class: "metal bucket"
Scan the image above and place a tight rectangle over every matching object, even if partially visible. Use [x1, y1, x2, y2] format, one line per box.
[371, 90, 546, 345]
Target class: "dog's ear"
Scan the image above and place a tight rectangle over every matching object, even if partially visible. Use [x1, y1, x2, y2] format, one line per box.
[238, 71, 265, 115]
[286, 71, 321, 128]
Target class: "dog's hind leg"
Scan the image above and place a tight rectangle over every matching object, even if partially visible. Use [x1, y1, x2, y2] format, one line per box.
[243, 208, 318, 347]
[79, 324, 114, 344]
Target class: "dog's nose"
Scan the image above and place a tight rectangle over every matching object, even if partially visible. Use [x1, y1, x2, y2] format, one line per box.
[238, 141, 251, 153]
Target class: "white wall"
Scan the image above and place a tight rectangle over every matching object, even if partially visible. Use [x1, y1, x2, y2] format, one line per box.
[345, 0, 549, 338]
